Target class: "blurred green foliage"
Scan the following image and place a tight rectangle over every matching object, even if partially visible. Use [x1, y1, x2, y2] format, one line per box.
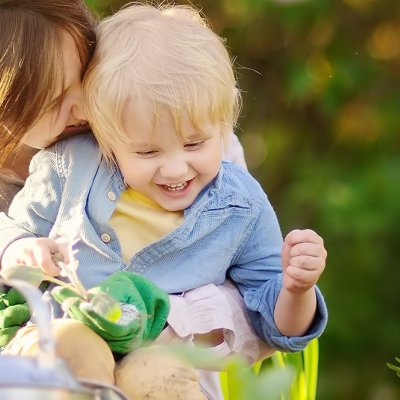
[86, 1, 400, 398]
[387, 357, 400, 379]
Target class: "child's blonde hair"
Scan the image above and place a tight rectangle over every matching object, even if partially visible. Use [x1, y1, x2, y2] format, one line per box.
[84, 2, 241, 163]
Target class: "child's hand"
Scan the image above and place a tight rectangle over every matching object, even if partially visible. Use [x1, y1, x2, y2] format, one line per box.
[1, 237, 68, 277]
[281, 229, 327, 294]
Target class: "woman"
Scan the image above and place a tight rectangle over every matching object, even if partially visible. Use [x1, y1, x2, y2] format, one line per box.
[0, 0, 96, 211]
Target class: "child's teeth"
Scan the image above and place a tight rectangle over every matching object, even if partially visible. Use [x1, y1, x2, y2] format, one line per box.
[164, 182, 187, 191]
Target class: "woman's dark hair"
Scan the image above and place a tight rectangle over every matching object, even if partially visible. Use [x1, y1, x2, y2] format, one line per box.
[0, 0, 97, 164]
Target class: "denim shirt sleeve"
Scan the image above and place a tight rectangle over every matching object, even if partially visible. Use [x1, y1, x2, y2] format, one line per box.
[0, 146, 63, 260]
[229, 197, 328, 352]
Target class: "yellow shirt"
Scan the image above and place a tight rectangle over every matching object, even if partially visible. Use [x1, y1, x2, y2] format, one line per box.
[109, 188, 184, 263]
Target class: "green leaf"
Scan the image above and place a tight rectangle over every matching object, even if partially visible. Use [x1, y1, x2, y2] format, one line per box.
[1, 265, 47, 286]
[254, 367, 295, 399]
[387, 357, 400, 378]
[303, 339, 319, 400]
[1, 265, 82, 297]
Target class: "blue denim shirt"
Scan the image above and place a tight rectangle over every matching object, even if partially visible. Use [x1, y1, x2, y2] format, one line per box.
[0, 134, 327, 352]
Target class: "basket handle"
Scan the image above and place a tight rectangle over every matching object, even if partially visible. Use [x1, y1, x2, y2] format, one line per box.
[0, 278, 55, 369]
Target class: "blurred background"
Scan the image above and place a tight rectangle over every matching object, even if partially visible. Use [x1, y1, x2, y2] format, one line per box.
[86, 0, 400, 398]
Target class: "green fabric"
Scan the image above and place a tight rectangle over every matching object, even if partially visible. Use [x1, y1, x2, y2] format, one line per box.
[0, 287, 30, 348]
[52, 271, 170, 354]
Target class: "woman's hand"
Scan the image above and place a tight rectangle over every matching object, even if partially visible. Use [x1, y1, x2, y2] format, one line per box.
[1, 237, 69, 277]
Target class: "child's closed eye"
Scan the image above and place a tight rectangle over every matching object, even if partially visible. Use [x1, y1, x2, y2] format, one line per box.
[184, 140, 206, 150]
[135, 150, 159, 158]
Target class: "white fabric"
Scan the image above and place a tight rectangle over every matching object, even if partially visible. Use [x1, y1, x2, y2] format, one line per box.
[223, 133, 247, 170]
[157, 281, 275, 399]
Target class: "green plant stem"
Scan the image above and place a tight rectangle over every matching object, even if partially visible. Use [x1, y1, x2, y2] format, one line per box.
[46, 277, 86, 298]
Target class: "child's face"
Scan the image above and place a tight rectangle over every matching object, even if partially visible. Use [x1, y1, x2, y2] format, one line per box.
[114, 104, 223, 212]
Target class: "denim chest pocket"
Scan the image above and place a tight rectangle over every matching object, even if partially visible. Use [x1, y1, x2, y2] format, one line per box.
[203, 199, 252, 217]
[196, 206, 253, 246]
[202, 208, 251, 223]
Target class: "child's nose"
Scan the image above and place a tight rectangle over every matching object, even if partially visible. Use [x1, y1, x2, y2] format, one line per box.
[160, 159, 189, 180]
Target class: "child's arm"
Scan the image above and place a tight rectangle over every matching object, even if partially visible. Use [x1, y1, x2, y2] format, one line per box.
[185, 229, 326, 354]
[230, 194, 328, 352]
[274, 229, 326, 337]
[0, 146, 63, 274]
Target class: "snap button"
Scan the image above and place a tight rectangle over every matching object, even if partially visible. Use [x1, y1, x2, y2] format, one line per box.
[107, 191, 116, 201]
[101, 233, 111, 243]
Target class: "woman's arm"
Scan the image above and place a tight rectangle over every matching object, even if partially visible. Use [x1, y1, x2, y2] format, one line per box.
[223, 132, 247, 170]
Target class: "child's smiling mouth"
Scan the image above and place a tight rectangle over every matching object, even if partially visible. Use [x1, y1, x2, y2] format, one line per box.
[157, 178, 194, 196]
[163, 182, 187, 191]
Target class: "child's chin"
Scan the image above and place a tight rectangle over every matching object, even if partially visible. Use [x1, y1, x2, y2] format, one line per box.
[158, 198, 188, 212]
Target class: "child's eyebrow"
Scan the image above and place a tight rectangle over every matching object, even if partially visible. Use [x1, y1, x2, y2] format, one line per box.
[128, 141, 157, 150]
[183, 131, 209, 140]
